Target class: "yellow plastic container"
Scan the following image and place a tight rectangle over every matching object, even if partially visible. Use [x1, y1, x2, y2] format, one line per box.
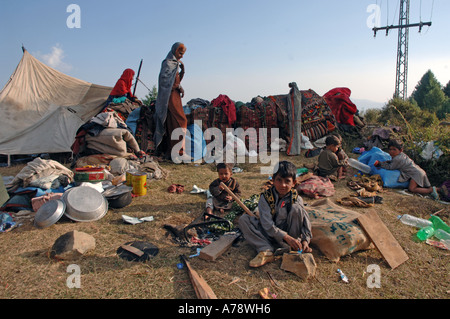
[126, 170, 137, 187]
[131, 172, 147, 196]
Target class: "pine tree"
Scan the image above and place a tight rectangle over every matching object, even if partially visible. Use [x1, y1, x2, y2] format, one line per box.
[443, 81, 450, 98]
[142, 85, 158, 106]
[411, 70, 447, 117]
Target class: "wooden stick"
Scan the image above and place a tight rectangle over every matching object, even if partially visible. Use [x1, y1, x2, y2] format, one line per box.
[220, 182, 255, 217]
[181, 255, 217, 299]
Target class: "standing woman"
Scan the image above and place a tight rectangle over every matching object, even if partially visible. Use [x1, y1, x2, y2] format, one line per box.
[153, 42, 191, 162]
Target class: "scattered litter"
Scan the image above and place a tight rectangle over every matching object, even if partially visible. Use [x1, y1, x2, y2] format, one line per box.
[228, 277, 241, 285]
[337, 269, 349, 283]
[232, 167, 243, 173]
[259, 287, 277, 299]
[190, 185, 207, 194]
[122, 215, 154, 225]
[425, 239, 449, 250]
[189, 247, 202, 258]
[190, 185, 212, 199]
[420, 141, 443, 160]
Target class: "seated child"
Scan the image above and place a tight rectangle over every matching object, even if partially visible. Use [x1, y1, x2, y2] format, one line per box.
[238, 161, 312, 268]
[374, 139, 439, 200]
[317, 135, 348, 180]
[206, 163, 241, 216]
[334, 134, 349, 176]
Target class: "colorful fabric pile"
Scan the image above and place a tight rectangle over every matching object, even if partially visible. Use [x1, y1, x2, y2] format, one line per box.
[323, 87, 357, 126]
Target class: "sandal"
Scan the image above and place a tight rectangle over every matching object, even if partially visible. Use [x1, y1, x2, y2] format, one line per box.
[430, 186, 439, 200]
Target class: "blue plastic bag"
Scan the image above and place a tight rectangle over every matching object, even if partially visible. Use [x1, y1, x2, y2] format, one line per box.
[0, 213, 15, 232]
[358, 147, 409, 189]
[185, 124, 206, 161]
[125, 107, 141, 135]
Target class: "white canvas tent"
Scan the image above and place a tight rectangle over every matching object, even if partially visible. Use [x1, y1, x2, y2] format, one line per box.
[0, 48, 112, 158]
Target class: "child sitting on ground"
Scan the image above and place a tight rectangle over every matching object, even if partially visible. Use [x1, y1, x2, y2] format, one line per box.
[317, 135, 349, 181]
[206, 163, 242, 216]
[238, 161, 312, 268]
[374, 139, 439, 200]
[334, 134, 349, 177]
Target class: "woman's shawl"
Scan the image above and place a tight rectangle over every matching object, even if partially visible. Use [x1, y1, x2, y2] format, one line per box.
[153, 43, 182, 149]
[110, 69, 135, 97]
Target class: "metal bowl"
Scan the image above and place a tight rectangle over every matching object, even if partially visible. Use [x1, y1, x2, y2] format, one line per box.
[34, 199, 66, 229]
[102, 184, 133, 209]
[62, 186, 108, 222]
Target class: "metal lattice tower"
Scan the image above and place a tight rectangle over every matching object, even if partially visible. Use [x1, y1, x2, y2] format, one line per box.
[373, 0, 431, 100]
[395, 0, 410, 100]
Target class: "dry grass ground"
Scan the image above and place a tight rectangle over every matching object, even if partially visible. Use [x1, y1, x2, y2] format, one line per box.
[0, 152, 448, 300]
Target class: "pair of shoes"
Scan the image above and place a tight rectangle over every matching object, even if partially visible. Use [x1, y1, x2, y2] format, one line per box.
[249, 250, 275, 268]
[168, 184, 184, 193]
[430, 186, 439, 200]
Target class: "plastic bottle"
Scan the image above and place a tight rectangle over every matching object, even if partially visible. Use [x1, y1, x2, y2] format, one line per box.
[398, 214, 433, 229]
[429, 216, 450, 233]
[434, 228, 450, 241]
[347, 158, 371, 174]
[337, 269, 349, 283]
[416, 226, 435, 241]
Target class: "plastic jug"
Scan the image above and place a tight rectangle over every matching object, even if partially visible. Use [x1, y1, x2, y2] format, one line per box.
[429, 216, 450, 233]
[398, 214, 433, 229]
[347, 158, 371, 174]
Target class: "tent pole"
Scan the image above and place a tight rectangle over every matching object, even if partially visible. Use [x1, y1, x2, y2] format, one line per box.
[133, 59, 143, 97]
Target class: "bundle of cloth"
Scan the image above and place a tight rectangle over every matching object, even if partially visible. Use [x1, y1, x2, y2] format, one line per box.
[323, 87, 358, 127]
[74, 111, 143, 160]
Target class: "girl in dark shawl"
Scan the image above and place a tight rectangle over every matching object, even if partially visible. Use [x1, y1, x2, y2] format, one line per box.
[153, 42, 190, 161]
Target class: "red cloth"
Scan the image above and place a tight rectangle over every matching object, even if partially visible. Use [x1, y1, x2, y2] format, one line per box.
[323, 88, 357, 126]
[110, 69, 136, 97]
[211, 94, 236, 126]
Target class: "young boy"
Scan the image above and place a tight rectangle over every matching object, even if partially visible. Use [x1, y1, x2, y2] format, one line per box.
[238, 161, 312, 268]
[206, 163, 241, 216]
[374, 139, 439, 199]
[317, 135, 348, 180]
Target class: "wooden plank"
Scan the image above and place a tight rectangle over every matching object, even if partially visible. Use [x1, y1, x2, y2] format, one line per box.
[199, 233, 240, 261]
[120, 245, 144, 257]
[181, 256, 218, 299]
[357, 210, 409, 270]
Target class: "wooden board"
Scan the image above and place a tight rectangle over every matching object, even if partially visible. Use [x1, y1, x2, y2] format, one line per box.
[182, 256, 218, 299]
[199, 233, 240, 261]
[357, 210, 409, 270]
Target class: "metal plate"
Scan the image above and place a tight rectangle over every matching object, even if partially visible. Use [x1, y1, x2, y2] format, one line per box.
[34, 199, 66, 229]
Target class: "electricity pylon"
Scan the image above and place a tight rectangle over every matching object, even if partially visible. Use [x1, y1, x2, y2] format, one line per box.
[373, 0, 432, 100]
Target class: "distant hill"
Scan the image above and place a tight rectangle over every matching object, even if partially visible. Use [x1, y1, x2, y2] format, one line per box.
[353, 99, 386, 112]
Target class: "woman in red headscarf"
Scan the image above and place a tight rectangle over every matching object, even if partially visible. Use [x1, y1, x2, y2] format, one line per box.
[108, 68, 142, 105]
